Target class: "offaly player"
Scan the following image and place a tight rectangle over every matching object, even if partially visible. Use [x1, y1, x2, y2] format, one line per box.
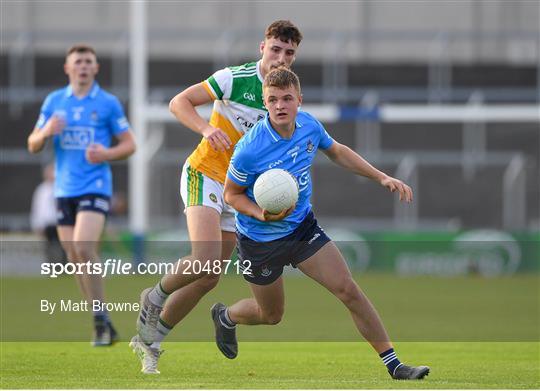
[218, 67, 430, 380]
[130, 21, 303, 373]
[27, 44, 136, 346]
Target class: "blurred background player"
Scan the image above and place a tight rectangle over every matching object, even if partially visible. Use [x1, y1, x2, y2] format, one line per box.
[219, 68, 429, 380]
[27, 44, 136, 346]
[30, 162, 66, 264]
[130, 20, 303, 374]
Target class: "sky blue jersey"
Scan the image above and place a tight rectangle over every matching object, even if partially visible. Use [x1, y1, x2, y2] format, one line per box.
[35, 83, 130, 197]
[227, 111, 334, 242]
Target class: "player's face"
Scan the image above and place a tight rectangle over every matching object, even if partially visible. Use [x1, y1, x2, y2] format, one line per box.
[263, 85, 302, 128]
[64, 52, 99, 87]
[260, 37, 298, 76]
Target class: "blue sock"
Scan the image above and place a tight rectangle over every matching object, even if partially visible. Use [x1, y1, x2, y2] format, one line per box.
[218, 307, 236, 328]
[93, 310, 109, 325]
[379, 348, 403, 375]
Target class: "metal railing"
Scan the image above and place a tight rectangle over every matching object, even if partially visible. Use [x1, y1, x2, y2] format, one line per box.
[2, 28, 539, 109]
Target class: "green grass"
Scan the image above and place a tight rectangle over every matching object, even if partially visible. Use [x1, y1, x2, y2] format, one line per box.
[1, 274, 538, 342]
[1, 342, 539, 388]
[1, 274, 539, 388]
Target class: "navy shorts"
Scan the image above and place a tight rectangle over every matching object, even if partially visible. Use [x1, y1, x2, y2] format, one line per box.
[56, 194, 110, 226]
[236, 211, 331, 286]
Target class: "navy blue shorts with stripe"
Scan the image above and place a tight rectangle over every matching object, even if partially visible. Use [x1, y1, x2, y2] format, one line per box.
[236, 211, 331, 286]
[56, 194, 110, 226]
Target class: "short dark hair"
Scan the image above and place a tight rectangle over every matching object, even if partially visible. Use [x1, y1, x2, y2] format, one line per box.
[263, 67, 301, 95]
[66, 44, 97, 58]
[265, 20, 303, 46]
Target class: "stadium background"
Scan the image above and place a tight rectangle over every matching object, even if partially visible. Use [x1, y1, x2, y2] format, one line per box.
[1, 1, 539, 388]
[2, 0, 539, 231]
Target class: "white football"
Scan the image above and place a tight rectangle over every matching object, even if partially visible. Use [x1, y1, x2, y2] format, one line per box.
[254, 168, 299, 214]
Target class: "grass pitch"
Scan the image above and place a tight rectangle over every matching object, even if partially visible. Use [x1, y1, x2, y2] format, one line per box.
[1, 341, 539, 388]
[1, 273, 539, 388]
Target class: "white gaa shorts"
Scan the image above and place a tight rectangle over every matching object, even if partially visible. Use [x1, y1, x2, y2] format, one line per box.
[180, 160, 236, 232]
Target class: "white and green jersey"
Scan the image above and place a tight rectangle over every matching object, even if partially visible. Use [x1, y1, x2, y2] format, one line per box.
[189, 60, 267, 183]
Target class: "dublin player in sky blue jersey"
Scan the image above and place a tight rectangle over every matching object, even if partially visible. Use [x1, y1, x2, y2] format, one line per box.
[219, 68, 429, 380]
[28, 44, 136, 346]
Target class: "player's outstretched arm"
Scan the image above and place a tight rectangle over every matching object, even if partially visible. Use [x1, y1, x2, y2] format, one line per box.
[27, 115, 65, 153]
[86, 130, 136, 164]
[169, 83, 231, 152]
[322, 141, 413, 203]
[224, 177, 292, 221]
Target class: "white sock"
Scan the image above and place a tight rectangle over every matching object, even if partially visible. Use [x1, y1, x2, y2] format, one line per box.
[150, 317, 172, 349]
[148, 281, 169, 307]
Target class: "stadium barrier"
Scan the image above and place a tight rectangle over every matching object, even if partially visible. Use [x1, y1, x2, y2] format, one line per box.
[130, 103, 538, 239]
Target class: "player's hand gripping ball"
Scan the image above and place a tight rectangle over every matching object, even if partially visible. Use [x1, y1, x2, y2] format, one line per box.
[254, 168, 299, 214]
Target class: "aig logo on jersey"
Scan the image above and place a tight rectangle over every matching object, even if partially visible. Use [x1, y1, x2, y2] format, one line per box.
[60, 126, 95, 150]
[297, 169, 310, 192]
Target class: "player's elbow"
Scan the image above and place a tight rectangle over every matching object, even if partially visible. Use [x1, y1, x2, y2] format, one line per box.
[27, 138, 40, 154]
[223, 189, 234, 207]
[126, 136, 137, 157]
[168, 94, 182, 116]
[224, 188, 243, 210]
[118, 132, 136, 159]
[168, 96, 176, 114]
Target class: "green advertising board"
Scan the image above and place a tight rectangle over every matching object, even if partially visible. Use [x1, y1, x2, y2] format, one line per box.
[327, 229, 540, 275]
[98, 228, 539, 277]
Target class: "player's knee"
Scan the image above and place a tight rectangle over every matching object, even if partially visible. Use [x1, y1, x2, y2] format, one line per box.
[191, 248, 221, 266]
[335, 280, 362, 306]
[261, 309, 284, 325]
[263, 314, 282, 325]
[61, 243, 75, 257]
[72, 242, 97, 261]
[64, 249, 78, 262]
[197, 273, 220, 292]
